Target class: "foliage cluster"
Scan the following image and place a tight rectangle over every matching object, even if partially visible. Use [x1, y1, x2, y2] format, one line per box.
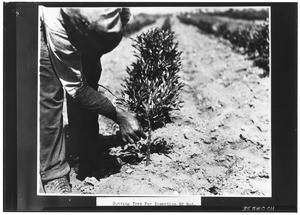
[161, 16, 172, 32]
[122, 28, 184, 130]
[109, 137, 173, 164]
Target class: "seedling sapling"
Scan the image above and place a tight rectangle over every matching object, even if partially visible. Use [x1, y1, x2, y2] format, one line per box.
[123, 28, 184, 165]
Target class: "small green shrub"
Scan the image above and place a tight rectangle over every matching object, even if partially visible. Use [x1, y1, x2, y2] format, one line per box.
[216, 23, 230, 39]
[247, 22, 269, 58]
[123, 28, 184, 130]
[122, 28, 184, 165]
[161, 16, 172, 32]
[197, 19, 214, 34]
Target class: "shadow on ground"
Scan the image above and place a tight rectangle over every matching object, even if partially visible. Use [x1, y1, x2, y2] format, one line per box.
[64, 124, 174, 182]
[64, 125, 149, 181]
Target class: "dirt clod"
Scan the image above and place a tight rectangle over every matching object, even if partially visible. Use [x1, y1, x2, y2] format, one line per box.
[126, 169, 134, 174]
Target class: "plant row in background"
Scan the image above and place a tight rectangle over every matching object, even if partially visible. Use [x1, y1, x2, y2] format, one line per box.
[161, 16, 172, 32]
[178, 11, 269, 76]
[207, 8, 269, 21]
[123, 13, 158, 36]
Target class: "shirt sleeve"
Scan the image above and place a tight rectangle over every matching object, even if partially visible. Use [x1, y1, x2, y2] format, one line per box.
[43, 18, 118, 122]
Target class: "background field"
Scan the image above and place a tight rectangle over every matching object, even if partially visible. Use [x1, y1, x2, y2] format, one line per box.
[63, 8, 271, 196]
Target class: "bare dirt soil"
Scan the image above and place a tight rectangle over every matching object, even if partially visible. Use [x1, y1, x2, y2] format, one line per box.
[67, 16, 271, 196]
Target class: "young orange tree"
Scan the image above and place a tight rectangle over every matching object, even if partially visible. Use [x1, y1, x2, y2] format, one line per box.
[122, 28, 183, 165]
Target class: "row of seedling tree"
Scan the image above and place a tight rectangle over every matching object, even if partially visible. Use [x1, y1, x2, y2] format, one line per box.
[123, 13, 158, 36]
[177, 11, 269, 76]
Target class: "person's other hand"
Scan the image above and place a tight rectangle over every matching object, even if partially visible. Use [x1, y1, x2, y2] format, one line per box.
[116, 108, 147, 144]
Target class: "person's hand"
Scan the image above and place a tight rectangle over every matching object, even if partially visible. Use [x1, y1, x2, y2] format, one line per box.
[116, 108, 147, 144]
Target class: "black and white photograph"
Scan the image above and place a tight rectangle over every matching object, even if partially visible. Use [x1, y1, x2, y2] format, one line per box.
[2, 1, 297, 212]
[38, 5, 271, 196]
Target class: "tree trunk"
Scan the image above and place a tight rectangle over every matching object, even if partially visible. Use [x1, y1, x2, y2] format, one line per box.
[145, 116, 152, 166]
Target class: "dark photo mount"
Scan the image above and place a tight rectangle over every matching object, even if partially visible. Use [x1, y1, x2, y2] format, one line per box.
[3, 2, 297, 212]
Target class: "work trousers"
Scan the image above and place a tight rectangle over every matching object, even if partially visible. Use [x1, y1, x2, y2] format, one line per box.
[39, 26, 101, 182]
